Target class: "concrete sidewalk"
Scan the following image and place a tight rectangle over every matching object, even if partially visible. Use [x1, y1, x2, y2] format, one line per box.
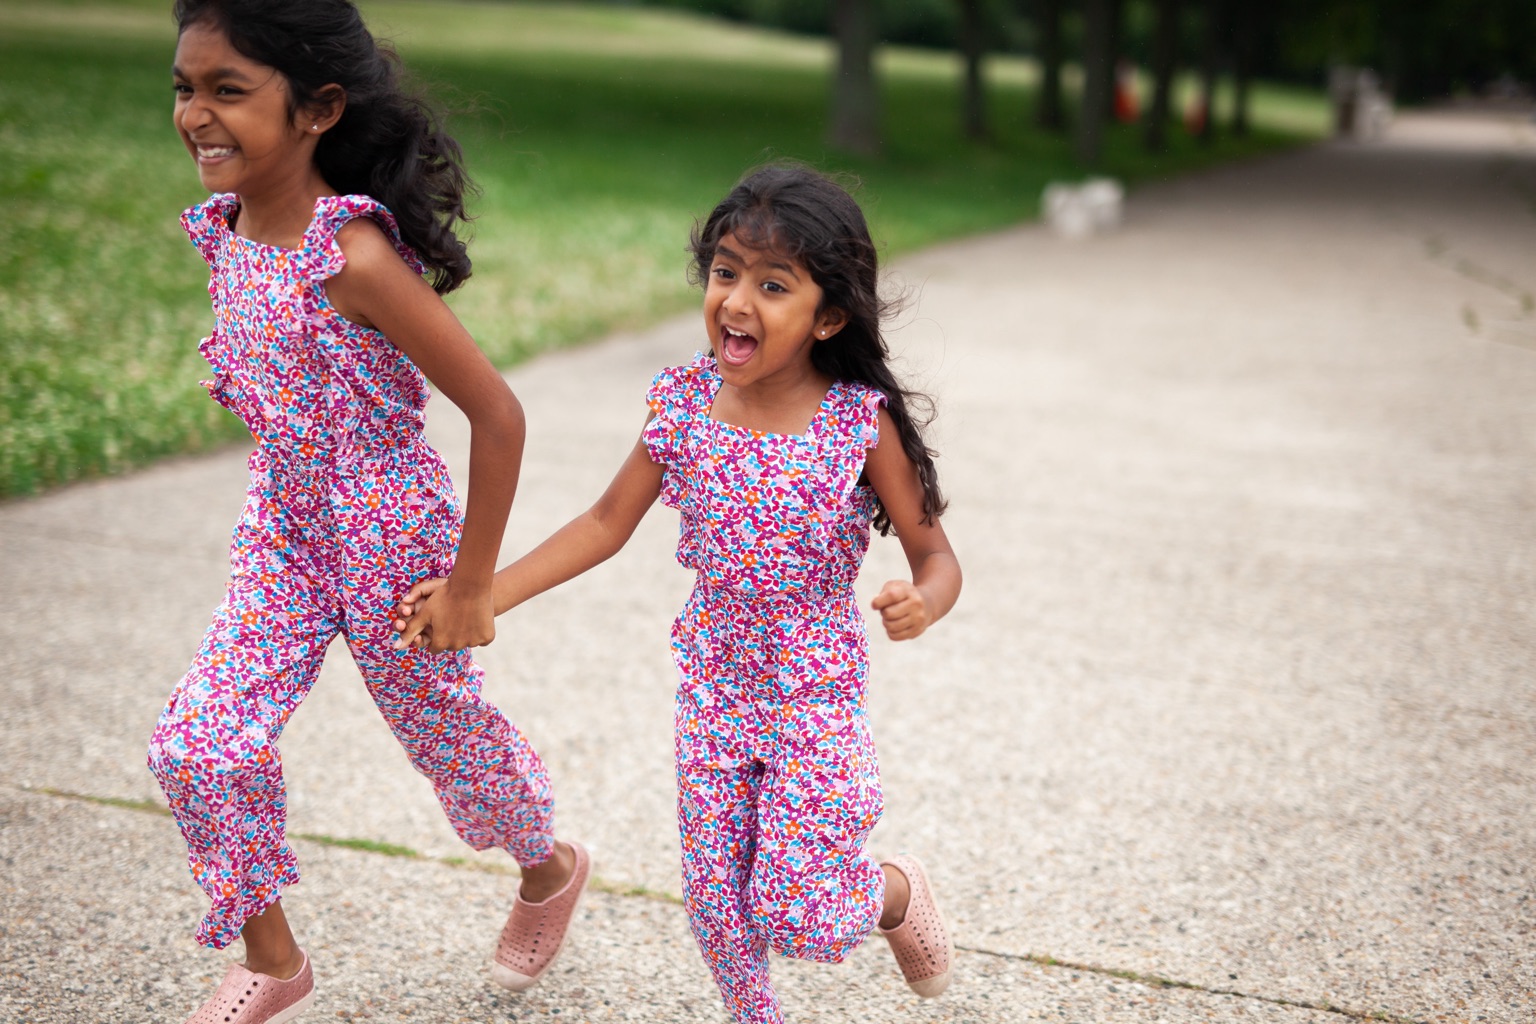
[3, 108, 1534, 1023]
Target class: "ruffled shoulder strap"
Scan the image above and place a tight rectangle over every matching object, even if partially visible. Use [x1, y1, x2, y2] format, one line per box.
[180, 193, 238, 266]
[821, 379, 886, 454]
[642, 352, 716, 468]
[300, 194, 426, 283]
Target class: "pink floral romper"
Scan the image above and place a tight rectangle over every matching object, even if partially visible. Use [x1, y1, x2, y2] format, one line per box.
[147, 194, 555, 949]
[644, 354, 887, 1024]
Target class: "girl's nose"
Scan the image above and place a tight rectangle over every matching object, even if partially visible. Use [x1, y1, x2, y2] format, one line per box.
[177, 93, 210, 133]
[722, 284, 751, 317]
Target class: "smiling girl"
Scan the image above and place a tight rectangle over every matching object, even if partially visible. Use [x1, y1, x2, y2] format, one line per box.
[148, 3, 587, 1021]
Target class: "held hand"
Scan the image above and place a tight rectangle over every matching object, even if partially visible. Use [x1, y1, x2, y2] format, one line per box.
[394, 576, 448, 627]
[871, 579, 933, 641]
[392, 576, 492, 653]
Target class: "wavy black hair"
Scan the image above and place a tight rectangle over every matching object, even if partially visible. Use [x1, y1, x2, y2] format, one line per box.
[688, 163, 946, 534]
[174, 0, 475, 293]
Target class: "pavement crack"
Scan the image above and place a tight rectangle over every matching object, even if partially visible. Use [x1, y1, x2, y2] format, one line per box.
[18, 784, 1427, 1023]
[1416, 233, 1535, 317]
[954, 943, 1426, 1023]
[18, 784, 682, 906]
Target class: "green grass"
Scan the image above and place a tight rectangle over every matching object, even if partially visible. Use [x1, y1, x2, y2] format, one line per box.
[0, 1, 1327, 496]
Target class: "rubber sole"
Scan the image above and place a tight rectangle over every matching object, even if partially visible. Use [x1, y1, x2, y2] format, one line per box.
[264, 989, 316, 1024]
[488, 850, 592, 993]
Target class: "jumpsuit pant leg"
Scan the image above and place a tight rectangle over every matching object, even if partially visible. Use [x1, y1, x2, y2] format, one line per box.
[673, 597, 885, 1024]
[747, 691, 884, 963]
[334, 456, 555, 868]
[147, 463, 341, 949]
[676, 690, 781, 1024]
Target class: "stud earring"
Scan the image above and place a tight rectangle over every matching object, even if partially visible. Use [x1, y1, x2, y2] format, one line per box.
[311, 123, 319, 131]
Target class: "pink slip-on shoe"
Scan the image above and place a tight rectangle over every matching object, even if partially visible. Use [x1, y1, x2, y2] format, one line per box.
[878, 855, 954, 997]
[184, 949, 315, 1024]
[490, 841, 591, 992]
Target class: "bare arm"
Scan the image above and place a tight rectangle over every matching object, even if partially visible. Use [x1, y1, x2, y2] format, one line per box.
[326, 218, 524, 652]
[862, 407, 962, 641]
[395, 431, 665, 649]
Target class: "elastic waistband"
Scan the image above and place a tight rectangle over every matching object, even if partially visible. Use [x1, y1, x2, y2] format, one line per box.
[690, 578, 854, 614]
[253, 432, 431, 471]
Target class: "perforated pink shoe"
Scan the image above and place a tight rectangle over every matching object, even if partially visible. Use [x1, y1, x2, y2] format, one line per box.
[184, 949, 315, 1024]
[878, 855, 954, 997]
[490, 842, 590, 992]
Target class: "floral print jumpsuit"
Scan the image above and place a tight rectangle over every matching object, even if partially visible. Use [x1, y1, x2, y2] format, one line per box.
[147, 194, 555, 949]
[644, 355, 888, 1024]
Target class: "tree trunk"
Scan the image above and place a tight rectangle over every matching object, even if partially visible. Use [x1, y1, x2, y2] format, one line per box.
[828, 0, 881, 156]
[1033, 0, 1064, 132]
[1101, 0, 1122, 123]
[958, 0, 988, 140]
[1230, 2, 1251, 136]
[1144, 0, 1180, 152]
[1196, 0, 1222, 145]
[1076, 0, 1111, 165]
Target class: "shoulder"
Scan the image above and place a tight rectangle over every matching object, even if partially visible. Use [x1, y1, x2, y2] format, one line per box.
[305, 195, 425, 283]
[334, 217, 405, 273]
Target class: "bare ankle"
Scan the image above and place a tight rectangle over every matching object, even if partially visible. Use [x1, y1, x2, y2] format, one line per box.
[240, 900, 303, 979]
[879, 862, 911, 931]
[518, 840, 574, 903]
[241, 944, 304, 980]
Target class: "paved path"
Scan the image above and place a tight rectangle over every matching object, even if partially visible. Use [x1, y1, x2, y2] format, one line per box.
[3, 108, 1534, 1024]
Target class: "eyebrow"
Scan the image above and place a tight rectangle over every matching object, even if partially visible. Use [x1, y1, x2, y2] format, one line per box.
[716, 243, 803, 281]
[171, 64, 260, 83]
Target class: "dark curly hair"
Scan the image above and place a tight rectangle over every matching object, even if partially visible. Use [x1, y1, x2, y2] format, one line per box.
[174, 0, 475, 294]
[688, 163, 947, 534]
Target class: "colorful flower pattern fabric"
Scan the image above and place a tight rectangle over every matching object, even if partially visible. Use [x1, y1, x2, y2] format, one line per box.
[147, 194, 555, 949]
[644, 355, 888, 1024]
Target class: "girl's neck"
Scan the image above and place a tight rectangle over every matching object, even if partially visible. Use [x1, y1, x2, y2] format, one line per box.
[232, 167, 338, 249]
[712, 364, 834, 437]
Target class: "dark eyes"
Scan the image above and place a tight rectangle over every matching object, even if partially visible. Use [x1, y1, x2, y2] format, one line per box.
[711, 265, 788, 293]
[172, 83, 244, 97]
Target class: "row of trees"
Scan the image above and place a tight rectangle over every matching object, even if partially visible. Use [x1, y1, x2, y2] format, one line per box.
[829, 0, 1254, 163]
[645, 0, 1536, 162]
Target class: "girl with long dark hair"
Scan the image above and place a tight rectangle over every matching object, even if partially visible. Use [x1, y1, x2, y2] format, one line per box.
[150, 3, 587, 1019]
[398, 163, 963, 1024]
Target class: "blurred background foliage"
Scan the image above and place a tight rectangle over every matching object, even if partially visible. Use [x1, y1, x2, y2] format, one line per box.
[3, 0, 1524, 497]
[648, 0, 1535, 101]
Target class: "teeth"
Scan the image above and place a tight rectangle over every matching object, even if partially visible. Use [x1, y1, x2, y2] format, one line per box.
[198, 146, 236, 158]
[724, 326, 749, 338]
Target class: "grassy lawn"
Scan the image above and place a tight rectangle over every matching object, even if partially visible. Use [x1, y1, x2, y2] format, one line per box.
[0, 0, 1328, 496]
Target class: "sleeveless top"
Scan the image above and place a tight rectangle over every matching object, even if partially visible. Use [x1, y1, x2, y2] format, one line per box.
[182, 193, 430, 461]
[642, 353, 885, 604]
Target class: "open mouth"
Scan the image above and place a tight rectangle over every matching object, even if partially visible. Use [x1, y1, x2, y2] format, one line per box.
[720, 325, 758, 366]
[195, 145, 237, 162]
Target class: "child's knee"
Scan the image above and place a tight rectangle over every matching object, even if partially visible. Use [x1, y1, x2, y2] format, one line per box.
[748, 875, 823, 959]
[147, 708, 276, 793]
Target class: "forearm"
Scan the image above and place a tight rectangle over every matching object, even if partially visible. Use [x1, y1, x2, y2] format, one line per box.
[450, 400, 526, 589]
[911, 549, 963, 624]
[490, 507, 631, 614]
